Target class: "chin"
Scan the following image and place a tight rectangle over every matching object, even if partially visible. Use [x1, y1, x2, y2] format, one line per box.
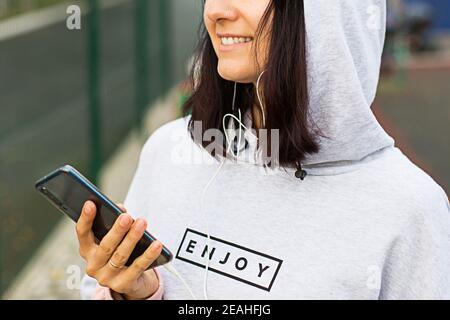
[217, 61, 253, 83]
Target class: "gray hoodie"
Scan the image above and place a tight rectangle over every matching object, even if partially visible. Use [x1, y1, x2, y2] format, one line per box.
[81, 0, 450, 299]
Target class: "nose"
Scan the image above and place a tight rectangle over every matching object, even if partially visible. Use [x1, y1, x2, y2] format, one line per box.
[204, 0, 238, 23]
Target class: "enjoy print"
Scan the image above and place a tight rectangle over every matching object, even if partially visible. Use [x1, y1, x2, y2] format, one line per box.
[176, 228, 283, 291]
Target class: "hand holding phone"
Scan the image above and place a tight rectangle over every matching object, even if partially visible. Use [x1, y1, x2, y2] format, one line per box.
[35, 165, 173, 299]
[77, 200, 161, 299]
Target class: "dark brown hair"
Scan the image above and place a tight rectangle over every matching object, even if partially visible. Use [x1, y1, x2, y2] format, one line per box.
[182, 0, 321, 167]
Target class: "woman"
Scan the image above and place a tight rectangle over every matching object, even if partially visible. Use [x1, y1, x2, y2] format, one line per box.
[79, 0, 450, 300]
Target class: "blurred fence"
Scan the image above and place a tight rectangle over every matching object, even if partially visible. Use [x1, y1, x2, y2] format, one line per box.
[0, 0, 200, 295]
[0, 0, 67, 19]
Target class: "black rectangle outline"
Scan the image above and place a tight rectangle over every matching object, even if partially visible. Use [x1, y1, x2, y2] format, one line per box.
[176, 228, 283, 292]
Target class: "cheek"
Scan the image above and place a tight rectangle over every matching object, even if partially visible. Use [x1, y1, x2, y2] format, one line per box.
[204, 17, 214, 44]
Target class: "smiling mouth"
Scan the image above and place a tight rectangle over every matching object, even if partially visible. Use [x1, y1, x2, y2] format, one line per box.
[220, 36, 253, 46]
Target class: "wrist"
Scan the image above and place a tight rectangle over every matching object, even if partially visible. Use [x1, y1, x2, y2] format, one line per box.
[122, 291, 154, 300]
[111, 285, 156, 301]
[120, 270, 160, 300]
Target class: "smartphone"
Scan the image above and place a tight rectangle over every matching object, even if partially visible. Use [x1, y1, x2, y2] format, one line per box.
[35, 164, 173, 269]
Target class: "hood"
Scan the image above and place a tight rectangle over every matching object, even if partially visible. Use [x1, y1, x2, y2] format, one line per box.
[232, 0, 395, 176]
[302, 0, 395, 165]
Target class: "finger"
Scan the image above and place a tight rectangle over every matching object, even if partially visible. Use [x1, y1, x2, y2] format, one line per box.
[93, 213, 133, 267]
[117, 203, 127, 213]
[125, 240, 163, 279]
[76, 201, 97, 257]
[107, 218, 147, 270]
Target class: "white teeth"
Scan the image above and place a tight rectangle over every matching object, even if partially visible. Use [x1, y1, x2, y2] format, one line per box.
[221, 36, 252, 46]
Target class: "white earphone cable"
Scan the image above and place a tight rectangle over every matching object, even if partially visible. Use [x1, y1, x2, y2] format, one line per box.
[163, 263, 197, 300]
[256, 70, 267, 128]
[202, 73, 266, 299]
[201, 158, 226, 300]
[162, 72, 268, 300]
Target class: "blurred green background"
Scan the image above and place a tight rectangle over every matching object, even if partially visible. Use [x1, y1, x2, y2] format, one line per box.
[0, 0, 201, 297]
[0, 0, 448, 298]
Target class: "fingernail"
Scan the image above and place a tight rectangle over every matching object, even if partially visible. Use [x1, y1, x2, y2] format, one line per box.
[153, 241, 162, 251]
[84, 202, 92, 215]
[119, 214, 130, 227]
[135, 219, 146, 231]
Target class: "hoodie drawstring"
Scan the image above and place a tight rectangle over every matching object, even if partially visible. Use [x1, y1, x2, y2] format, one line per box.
[295, 161, 308, 180]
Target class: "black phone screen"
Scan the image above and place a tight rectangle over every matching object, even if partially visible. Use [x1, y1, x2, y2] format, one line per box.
[39, 171, 120, 240]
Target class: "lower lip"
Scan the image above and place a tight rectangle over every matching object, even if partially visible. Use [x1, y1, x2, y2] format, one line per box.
[219, 40, 252, 52]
